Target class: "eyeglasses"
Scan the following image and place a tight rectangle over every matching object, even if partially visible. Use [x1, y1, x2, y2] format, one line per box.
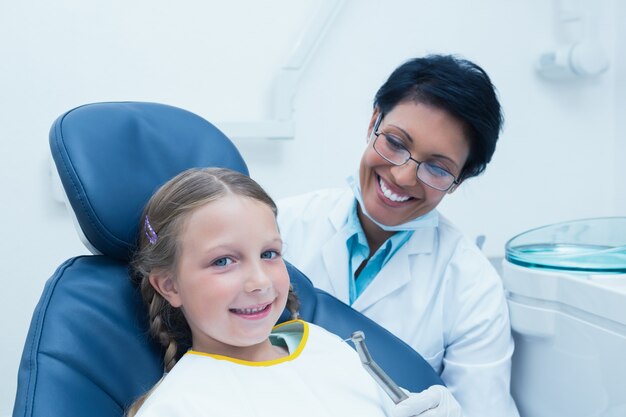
[371, 122, 460, 192]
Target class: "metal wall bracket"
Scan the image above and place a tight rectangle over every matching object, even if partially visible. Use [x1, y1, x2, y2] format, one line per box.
[218, 0, 345, 139]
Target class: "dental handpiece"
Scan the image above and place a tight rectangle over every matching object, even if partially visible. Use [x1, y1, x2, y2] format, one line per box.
[350, 330, 410, 405]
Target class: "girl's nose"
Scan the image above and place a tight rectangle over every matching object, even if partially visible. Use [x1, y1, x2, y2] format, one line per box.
[244, 262, 272, 293]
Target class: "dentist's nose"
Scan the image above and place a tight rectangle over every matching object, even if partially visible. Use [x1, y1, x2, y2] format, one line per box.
[390, 162, 418, 187]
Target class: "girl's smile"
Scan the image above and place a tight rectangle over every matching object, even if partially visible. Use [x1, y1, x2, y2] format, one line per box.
[229, 302, 274, 319]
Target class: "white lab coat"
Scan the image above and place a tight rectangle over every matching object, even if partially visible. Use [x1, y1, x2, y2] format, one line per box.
[277, 188, 519, 417]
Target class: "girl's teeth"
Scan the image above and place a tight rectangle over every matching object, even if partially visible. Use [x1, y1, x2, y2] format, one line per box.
[379, 178, 410, 202]
[233, 305, 267, 314]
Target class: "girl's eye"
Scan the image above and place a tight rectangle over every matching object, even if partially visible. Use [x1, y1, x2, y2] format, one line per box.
[261, 250, 279, 260]
[212, 257, 233, 267]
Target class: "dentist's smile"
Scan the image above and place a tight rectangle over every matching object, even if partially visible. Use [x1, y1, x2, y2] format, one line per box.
[377, 175, 413, 205]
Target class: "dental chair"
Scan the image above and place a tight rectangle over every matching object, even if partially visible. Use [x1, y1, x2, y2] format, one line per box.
[13, 102, 443, 417]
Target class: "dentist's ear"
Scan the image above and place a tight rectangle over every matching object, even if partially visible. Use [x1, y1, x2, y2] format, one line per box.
[447, 181, 462, 194]
[149, 271, 182, 308]
[447, 170, 465, 194]
[367, 108, 383, 143]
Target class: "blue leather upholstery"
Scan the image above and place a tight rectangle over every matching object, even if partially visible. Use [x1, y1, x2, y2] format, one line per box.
[48, 102, 248, 261]
[13, 102, 442, 417]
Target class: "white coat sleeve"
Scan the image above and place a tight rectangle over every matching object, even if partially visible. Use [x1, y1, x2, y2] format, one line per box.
[440, 244, 519, 417]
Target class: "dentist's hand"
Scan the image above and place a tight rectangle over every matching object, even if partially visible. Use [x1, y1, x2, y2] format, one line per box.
[393, 385, 462, 417]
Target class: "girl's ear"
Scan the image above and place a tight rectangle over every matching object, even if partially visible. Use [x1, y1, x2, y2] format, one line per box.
[149, 271, 182, 308]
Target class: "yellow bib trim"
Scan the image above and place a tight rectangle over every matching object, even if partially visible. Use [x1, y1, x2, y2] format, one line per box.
[187, 319, 309, 366]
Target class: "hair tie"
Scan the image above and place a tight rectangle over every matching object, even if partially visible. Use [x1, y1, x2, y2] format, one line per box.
[144, 215, 158, 245]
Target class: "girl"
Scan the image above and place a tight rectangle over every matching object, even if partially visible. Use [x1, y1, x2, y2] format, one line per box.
[127, 167, 455, 417]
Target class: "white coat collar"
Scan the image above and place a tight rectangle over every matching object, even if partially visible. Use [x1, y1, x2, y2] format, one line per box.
[320, 191, 354, 302]
[322, 189, 438, 308]
[329, 190, 438, 255]
[328, 190, 354, 230]
[352, 226, 436, 311]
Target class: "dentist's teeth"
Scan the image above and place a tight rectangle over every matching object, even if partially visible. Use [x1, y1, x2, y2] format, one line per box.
[379, 177, 410, 202]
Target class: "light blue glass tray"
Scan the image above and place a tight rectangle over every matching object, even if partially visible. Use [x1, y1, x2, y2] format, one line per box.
[505, 217, 626, 273]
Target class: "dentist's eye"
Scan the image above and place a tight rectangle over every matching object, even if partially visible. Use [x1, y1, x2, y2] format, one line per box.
[423, 162, 452, 178]
[213, 257, 233, 267]
[261, 250, 279, 259]
[383, 133, 407, 151]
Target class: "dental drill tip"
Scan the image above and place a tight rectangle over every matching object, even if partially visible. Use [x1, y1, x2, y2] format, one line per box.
[351, 330, 365, 342]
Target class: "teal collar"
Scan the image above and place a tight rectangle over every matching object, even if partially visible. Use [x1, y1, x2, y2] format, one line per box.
[344, 201, 413, 304]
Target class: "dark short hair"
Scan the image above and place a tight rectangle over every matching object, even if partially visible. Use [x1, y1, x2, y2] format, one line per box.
[374, 54, 503, 180]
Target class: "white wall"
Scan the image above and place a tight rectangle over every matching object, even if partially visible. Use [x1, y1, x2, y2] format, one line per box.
[616, 1, 626, 215]
[0, 0, 620, 414]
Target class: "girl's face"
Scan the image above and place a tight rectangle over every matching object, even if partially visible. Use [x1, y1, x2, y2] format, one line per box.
[151, 194, 290, 361]
[359, 101, 469, 228]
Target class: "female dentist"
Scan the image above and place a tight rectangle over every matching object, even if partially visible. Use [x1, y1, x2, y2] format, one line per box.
[278, 55, 519, 417]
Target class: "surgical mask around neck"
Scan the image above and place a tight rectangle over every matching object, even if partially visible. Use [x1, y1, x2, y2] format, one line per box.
[346, 173, 438, 232]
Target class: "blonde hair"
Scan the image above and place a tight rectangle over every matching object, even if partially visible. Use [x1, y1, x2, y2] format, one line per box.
[126, 168, 299, 416]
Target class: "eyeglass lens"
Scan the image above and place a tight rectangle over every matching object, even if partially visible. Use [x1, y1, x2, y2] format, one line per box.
[373, 134, 455, 191]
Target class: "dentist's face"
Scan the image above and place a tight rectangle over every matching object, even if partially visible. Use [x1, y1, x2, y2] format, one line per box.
[359, 101, 469, 227]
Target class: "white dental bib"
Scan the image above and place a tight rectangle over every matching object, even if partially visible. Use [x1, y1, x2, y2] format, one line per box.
[136, 320, 394, 417]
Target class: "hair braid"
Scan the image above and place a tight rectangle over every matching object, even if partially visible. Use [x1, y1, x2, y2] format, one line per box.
[126, 281, 181, 417]
[142, 280, 179, 372]
[286, 285, 300, 320]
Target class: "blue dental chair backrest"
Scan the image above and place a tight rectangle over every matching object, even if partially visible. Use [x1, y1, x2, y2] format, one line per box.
[13, 102, 442, 417]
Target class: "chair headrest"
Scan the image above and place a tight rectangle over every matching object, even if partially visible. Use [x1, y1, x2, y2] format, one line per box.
[50, 102, 248, 261]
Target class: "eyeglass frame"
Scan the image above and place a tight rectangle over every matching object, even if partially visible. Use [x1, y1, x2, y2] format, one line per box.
[370, 113, 461, 192]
